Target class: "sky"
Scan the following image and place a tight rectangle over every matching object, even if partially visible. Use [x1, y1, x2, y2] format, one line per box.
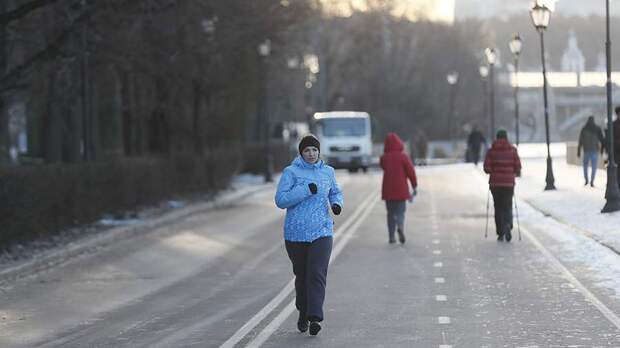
[318, 0, 586, 23]
[319, 0, 456, 23]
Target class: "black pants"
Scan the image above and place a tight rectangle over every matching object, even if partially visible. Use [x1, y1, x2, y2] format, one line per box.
[285, 236, 333, 322]
[491, 187, 514, 236]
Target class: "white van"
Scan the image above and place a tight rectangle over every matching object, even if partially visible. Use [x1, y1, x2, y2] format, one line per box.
[313, 111, 372, 172]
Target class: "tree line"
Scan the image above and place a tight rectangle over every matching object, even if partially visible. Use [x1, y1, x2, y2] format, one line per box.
[2, 0, 611, 167]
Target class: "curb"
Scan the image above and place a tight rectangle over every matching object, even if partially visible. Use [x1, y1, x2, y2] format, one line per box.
[0, 184, 273, 284]
[522, 198, 620, 256]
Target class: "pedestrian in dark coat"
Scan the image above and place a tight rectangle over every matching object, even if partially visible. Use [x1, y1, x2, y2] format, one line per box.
[467, 127, 487, 166]
[483, 129, 521, 242]
[380, 133, 417, 244]
[577, 116, 604, 187]
[275, 134, 344, 336]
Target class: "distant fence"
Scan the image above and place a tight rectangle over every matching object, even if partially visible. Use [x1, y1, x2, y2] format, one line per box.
[0, 144, 291, 252]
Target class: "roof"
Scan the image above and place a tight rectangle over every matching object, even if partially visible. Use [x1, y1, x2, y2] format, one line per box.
[313, 111, 370, 120]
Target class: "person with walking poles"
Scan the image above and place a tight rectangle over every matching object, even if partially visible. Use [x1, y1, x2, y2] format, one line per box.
[275, 134, 344, 336]
[380, 132, 418, 244]
[577, 115, 605, 187]
[483, 129, 521, 242]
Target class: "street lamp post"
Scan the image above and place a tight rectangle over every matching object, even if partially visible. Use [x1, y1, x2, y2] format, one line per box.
[258, 39, 273, 183]
[530, 2, 556, 190]
[509, 34, 523, 146]
[485, 48, 497, 141]
[602, 0, 620, 212]
[446, 71, 459, 156]
[479, 65, 489, 140]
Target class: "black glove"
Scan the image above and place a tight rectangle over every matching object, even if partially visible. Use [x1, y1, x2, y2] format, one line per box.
[308, 183, 317, 194]
[331, 204, 341, 215]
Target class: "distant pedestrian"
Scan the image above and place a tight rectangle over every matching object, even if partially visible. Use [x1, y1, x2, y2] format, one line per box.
[415, 130, 429, 166]
[467, 127, 487, 166]
[380, 133, 418, 244]
[577, 116, 604, 187]
[275, 134, 344, 336]
[483, 129, 521, 242]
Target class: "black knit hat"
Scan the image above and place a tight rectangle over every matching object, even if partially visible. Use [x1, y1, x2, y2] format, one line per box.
[298, 134, 320, 154]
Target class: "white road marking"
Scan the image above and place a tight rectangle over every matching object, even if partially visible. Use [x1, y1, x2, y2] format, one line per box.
[222, 188, 381, 348]
[439, 345, 453, 348]
[432, 239, 440, 244]
[434, 262, 443, 268]
[435, 277, 445, 284]
[523, 226, 620, 331]
[438, 317, 451, 324]
[433, 250, 442, 255]
[436, 295, 447, 302]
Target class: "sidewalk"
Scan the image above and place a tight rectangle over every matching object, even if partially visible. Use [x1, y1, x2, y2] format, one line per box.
[508, 155, 620, 254]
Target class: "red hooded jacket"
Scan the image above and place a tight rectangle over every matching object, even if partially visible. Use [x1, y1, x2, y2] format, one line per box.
[483, 138, 522, 187]
[380, 133, 417, 200]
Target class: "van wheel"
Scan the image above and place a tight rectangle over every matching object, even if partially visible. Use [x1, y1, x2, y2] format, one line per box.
[362, 166, 368, 173]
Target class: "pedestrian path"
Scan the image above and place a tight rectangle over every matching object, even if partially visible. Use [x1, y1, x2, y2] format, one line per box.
[251, 164, 620, 347]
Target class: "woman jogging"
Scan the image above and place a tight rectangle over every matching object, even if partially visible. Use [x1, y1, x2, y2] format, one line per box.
[275, 134, 344, 336]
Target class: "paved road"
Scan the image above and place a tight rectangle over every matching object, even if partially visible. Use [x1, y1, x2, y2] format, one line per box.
[0, 165, 619, 347]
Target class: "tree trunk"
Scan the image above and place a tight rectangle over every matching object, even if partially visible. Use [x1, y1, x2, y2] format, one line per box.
[0, 1, 8, 164]
[120, 69, 133, 156]
[192, 79, 203, 155]
[90, 70, 100, 160]
[149, 76, 168, 153]
[43, 68, 61, 162]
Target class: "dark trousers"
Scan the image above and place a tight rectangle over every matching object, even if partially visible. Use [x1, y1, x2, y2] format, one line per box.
[470, 147, 481, 165]
[285, 236, 333, 322]
[490, 187, 514, 236]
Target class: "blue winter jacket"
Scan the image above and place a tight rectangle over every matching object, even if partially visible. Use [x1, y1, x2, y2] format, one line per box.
[275, 156, 344, 242]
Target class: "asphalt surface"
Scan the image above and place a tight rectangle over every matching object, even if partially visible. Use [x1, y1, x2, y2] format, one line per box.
[0, 165, 619, 347]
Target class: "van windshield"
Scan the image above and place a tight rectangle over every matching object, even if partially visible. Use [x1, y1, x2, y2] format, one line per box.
[320, 118, 366, 137]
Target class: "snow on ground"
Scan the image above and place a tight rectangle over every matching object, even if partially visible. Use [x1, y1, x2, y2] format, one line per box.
[517, 155, 620, 253]
[516, 142, 567, 158]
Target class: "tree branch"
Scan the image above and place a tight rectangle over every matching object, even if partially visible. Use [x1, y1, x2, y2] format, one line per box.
[0, 0, 62, 26]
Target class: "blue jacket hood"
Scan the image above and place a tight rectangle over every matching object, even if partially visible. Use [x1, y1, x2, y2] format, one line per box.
[292, 155, 325, 170]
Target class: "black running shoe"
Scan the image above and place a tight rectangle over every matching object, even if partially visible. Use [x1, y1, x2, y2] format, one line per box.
[309, 321, 321, 336]
[397, 228, 406, 244]
[297, 314, 308, 333]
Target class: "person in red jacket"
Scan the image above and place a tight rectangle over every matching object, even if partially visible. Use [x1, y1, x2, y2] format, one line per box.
[380, 133, 418, 244]
[483, 129, 522, 242]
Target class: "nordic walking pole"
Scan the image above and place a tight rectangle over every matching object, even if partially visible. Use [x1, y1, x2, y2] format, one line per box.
[514, 194, 521, 241]
[485, 189, 490, 239]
